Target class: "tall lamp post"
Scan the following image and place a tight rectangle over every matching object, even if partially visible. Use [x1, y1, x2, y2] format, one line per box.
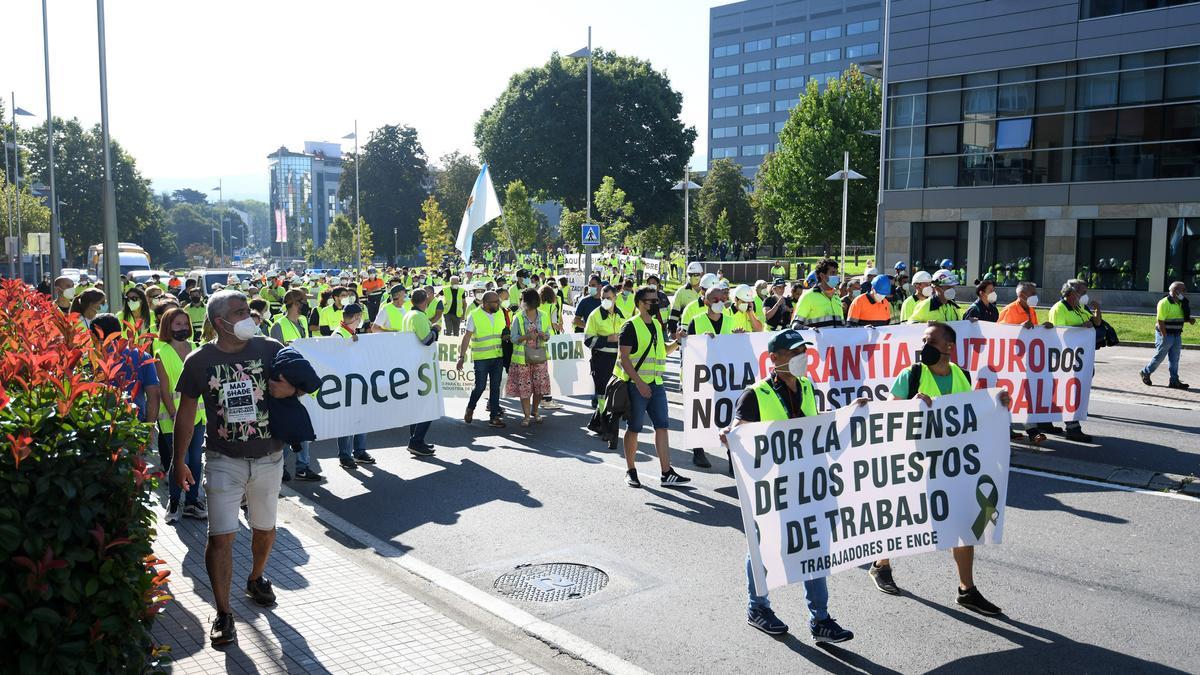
[210, 180, 225, 263]
[826, 150, 866, 274]
[7, 100, 36, 280]
[42, 0, 61, 277]
[96, 0, 121, 310]
[672, 170, 700, 266]
[343, 123, 360, 272]
[567, 27, 593, 282]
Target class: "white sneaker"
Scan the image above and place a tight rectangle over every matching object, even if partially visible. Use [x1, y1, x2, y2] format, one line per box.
[164, 502, 181, 524]
[540, 399, 563, 410]
[183, 502, 208, 520]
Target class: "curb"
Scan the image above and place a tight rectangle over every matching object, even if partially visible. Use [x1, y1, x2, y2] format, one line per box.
[1010, 449, 1199, 496]
[1119, 341, 1200, 350]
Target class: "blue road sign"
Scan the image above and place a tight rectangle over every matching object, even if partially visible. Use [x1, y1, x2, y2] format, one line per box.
[582, 223, 600, 246]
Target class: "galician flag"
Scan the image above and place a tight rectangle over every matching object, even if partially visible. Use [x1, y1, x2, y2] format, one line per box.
[455, 163, 503, 263]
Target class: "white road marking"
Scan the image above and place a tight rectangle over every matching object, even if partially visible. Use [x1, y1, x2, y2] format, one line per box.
[1012, 467, 1199, 502]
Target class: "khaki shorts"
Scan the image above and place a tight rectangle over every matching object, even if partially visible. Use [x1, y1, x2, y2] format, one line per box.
[204, 450, 284, 536]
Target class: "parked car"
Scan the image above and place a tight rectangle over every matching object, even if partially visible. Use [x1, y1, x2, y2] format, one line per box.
[186, 268, 255, 295]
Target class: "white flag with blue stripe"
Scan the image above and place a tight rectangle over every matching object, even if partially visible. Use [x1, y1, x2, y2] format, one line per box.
[455, 163, 503, 263]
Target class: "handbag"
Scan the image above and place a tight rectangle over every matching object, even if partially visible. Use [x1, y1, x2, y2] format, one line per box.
[601, 322, 657, 420]
[518, 313, 549, 364]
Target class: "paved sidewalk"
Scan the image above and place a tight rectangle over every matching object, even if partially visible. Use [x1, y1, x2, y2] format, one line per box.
[149, 503, 546, 674]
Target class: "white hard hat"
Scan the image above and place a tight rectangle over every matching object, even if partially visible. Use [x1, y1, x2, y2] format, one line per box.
[687, 262, 704, 275]
[864, 267, 880, 277]
[718, 279, 730, 289]
[932, 269, 959, 286]
[699, 272, 719, 289]
[911, 271, 933, 284]
[472, 281, 487, 291]
[733, 284, 756, 303]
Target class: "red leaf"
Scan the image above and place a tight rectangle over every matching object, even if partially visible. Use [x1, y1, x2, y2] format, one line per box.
[7, 430, 32, 468]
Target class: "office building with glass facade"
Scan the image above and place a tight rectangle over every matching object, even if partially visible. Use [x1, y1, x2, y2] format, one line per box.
[880, 0, 1200, 307]
[267, 142, 345, 250]
[709, 0, 884, 177]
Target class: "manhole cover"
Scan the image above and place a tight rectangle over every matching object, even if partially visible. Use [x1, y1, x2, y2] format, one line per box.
[494, 563, 609, 602]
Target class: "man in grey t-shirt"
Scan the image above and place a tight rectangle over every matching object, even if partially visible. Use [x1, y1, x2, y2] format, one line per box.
[173, 290, 305, 647]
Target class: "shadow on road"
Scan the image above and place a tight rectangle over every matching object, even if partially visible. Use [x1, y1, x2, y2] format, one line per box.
[1006, 476, 1130, 524]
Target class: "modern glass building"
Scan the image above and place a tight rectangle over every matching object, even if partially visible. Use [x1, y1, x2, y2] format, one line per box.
[708, 0, 885, 177]
[267, 142, 345, 251]
[880, 0, 1200, 307]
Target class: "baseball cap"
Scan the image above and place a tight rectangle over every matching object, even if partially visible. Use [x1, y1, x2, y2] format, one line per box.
[343, 303, 363, 317]
[772, 277, 786, 287]
[767, 329, 812, 354]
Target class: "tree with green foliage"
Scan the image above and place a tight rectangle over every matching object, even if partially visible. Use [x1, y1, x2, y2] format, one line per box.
[755, 65, 880, 248]
[751, 162, 785, 255]
[593, 176, 635, 245]
[338, 124, 429, 255]
[319, 215, 355, 266]
[171, 188, 208, 205]
[696, 158, 753, 248]
[432, 151, 482, 242]
[476, 50, 696, 225]
[0, 176, 51, 236]
[558, 206, 588, 252]
[418, 196, 456, 268]
[499, 180, 537, 254]
[715, 209, 732, 243]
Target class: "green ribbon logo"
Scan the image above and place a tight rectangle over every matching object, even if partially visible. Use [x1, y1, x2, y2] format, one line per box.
[971, 475, 1000, 539]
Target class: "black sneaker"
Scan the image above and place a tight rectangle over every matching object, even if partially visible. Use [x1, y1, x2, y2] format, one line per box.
[281, 469, 291, 482]
[1141, 372, 1153, 386]
[693, 448, 712, 468]
[339, 456, 358, 470]
[869, 563, 900, 595]
[294, 468, 323, 481]
[810, 617, 854, 643]
[209, 612, 236, 646]
[661, 469, 692, 487]
[246, 576, 276, 607]
[353, 451, 376, 465]
[408, 444, 435, 457]
[747, 606, 789, 635]
[1064, 428, 1094, 443]
[956, 585, 1002, 616]
[1038, 423, 1063, 435]
[1169, 380, 1190, 390]
[626, 469, 641, 488]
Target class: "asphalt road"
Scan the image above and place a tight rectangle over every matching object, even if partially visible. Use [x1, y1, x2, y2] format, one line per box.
[288, 359, 1200, 673]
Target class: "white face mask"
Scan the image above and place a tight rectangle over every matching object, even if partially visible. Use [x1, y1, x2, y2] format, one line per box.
[784, 353, 808, 377]
[1078, 293, 1090, 306]
[984, 291, 997, 304]
[902, 283, 912, 293]
[648, 284, 658, 291]
[229, 316, 258, 341]
[709, 301, 725, 314]
[340, 296, 353, 307]
[61, 286, 77, 300]
[921, 286, 933, 298]
[943, 288, 957, 301]
[1026, 294, 1039, 307]
[600, 298, 614, 311]
[126, 300, 141, 311]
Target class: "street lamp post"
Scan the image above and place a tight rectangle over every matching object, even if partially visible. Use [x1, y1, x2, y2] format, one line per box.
[42, 0, 61, 278]
[96, 0, 121, 310]
[672, 171, 701, 266]
[568, 28, 593, 282]
[343, 122, 360, 272]
[393, 227, 398, 264]
[826, 150, 867, 274]
[8, 99, 36, 281]
[211, 180, 225, 262]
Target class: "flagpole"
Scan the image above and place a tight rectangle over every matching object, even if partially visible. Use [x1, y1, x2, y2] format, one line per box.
[584, 25, 593, 284]
[43, 0, 61, 278]
[354, 119, 361, 273]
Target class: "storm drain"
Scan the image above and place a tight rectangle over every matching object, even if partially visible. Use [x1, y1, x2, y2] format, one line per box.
[493, 563, 609, 602]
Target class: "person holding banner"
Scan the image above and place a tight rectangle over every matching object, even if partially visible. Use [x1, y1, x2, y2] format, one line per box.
[718, 330, 855, 643]
[401, 290, 440, 456]
[617, 286, 691, 488]
[456, 291, 508, 429]
[333, 304, 377, 470]
[371, 284, 409, 333]
[584, 285, 624, 408]
[862, 321, 1006, 617]
[792, 259, 844, 328]
[908, 270, 963, 323]
[1046, 279, 1101, 442]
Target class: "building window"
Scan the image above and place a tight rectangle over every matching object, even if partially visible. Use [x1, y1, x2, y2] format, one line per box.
[815, 71, 842, 87]
[1081, 0, 1200, 20]
[1076, 219, 1152, 290]
[713, 85, 739, 99]
[713, 65, 739, 78]
[847, 19, 879, 35]
[810, 25, 842, 41]
[775, 76, 805, 91]
[846, 43, 879, 59]
[776, 55, 804, 69]
[713, 105, 739, 119]
[742, 144, 770, 156]
[776, 32, 805, 47]
[745, 38, 772, 53]
[980, 221, 1044, 286]
[774, 120, 788, 133]
[1165, 217, 1200, 291]
[713, 43, 740, 58]
[712, 126, 738, 139]
[744, 59, 771, 74]
[811, 48, 841, 64]
[774, 98, 800, 112]
[742, 123, 770, 135]
[743, 102, 771, 115]
[712, 146, 739, 159]
[911, 222, 968, 276]
[744, 81, 771, 95]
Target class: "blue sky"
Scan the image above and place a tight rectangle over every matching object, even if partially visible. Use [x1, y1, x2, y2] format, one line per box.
[7, 0, 727, 201]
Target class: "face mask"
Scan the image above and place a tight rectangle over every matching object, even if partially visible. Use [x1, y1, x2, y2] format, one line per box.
[921, 286, 933, 298]
[736, 301, 749, 312]
[622, 290, 631, 297]
[902, 283, 912, 293]
[648, 284, 658, 291]
[589, 287, 599, 297]
[1172, 290, 1186, 301]
[97, 304, 109, 314]
[826, 274, 841, 287]
[709, 301, 725, 314]
[943, 288, 957, 301]
[227, 317, 258, 341]
[873, 292, 887, 302]
[601, 298, 614, 311]
[784, 353, 808, 377]
[1078, 294, 1090, 306]
[172, 329, 191, 341]
[340, 296, 353, 307]
[126, 300, 141, 311]
[920, 341, 943, 366]
[1025, 294, 1039, 307]
[758, 288, 769, 298]
[647, 302, 661, 314]
[986, 291, 998, 304]
[61, 286, 77, 300]
[451, 283, 459, 289]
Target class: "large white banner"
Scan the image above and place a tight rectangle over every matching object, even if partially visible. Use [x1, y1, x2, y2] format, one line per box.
[729, 389, 1011, 593]
[436, 333, 592, 398]
[293, 333, 443, 440]
[682, 322, 1094, 448]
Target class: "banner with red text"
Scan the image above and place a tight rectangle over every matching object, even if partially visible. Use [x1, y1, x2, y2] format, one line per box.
[681, 322, 1094, 448]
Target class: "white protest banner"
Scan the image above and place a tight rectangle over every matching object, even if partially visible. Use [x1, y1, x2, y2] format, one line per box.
[682, 322, 1094, 448]
[436, 335, 504, 398]
[294, 333, 443, 440]
[565, 254, 581, 270]
[729, 389, 1010, 593]
[436, 333, 592, 398]
[643, 258, 661, 276]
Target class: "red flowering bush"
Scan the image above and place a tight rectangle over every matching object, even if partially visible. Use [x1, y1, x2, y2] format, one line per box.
[0, 280, 170, 673]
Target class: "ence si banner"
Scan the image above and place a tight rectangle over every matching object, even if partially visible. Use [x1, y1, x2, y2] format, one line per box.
[682, 322, 1094, 448]
[294, 333, 443, 440]
[436, 333, 592, 398]
[728, 389, 1011, 594]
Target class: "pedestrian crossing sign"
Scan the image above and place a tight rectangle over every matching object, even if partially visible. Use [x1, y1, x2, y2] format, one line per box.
[582, 223, 600, 246]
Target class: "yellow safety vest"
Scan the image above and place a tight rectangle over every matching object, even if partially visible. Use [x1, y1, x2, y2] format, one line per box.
[276, 315, 309, 344]
[691, 311, 734, 335]
[751, 376, 817, 421]
[153, 339, 206, 433]
[613, 318, 666, 385]
[380, 302, 407, 331]
[585, 307, 623, 354]
[401, 307, 433, 341]
[915, 362, 972, 399]
[511, 311, 552, 366]
[468, 307, 504, 360]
